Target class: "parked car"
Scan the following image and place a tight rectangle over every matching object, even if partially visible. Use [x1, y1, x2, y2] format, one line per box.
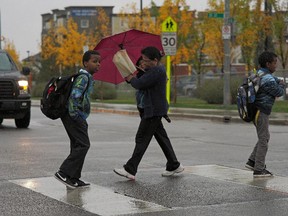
[0, 49, 31, 128]
[183, 83, 197, 97]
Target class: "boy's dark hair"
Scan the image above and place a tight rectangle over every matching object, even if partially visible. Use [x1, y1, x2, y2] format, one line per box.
[258, 51, 277, 68]
[82, 50, 100, 66]
[141, 46, 162, 61]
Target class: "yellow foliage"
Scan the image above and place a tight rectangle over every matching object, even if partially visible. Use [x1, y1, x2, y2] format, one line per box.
[56, 18, 87, 67]
[87, 8, 111, 49]
[3, 39, 20, 67]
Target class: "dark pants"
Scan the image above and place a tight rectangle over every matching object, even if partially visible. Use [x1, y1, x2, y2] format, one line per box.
[124, 117, 180, 175]
[59, 112, 90, 179]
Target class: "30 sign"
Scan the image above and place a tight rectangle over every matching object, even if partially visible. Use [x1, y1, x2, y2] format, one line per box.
[161, 32, 177, 56]
[161, 16, 177, 56]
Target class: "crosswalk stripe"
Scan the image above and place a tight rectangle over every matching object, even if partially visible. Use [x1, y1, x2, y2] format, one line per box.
[10, 177, 170, 216]
[10, 165, 288, 215]
[184, 165, 288, 194]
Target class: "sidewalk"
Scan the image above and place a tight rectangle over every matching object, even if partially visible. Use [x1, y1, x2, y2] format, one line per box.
[34, 100, 288, 125]
[88, 101, 288, 125]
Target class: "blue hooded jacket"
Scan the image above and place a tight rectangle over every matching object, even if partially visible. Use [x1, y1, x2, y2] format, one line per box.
[255, 68, 285, 115]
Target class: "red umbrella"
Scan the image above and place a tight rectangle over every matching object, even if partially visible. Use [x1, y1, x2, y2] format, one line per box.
[93, 29, 165, 84]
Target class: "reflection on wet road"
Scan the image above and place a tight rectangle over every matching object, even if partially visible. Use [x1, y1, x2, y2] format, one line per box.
[10, 165, 288, 215]
[10, 177, 169, 216]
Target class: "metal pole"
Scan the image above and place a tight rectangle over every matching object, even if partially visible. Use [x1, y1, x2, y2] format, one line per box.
[223, 0, 231, 106]
[140, 0, 143, 29]
[0, 10, 2, 49]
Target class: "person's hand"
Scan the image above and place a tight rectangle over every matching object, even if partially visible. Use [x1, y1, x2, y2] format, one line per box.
[125, 74, 134, 82]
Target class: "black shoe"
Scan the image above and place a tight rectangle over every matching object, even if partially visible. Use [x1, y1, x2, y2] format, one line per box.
[71, 179, 90, 188]
[253, 169, 273, 178]
[245, 159, 266, 171]
[245, 159, 255, 171]
[54, 172, 77, 189]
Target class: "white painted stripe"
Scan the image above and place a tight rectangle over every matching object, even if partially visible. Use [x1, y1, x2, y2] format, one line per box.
[10, 177, 169, 216]
[185, 165, 288, 194]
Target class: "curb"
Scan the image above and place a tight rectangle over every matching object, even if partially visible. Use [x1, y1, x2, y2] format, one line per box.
[34, 100, 288, 125]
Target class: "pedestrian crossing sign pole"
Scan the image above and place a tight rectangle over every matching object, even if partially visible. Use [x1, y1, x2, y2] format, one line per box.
[161, 16, 177, 106]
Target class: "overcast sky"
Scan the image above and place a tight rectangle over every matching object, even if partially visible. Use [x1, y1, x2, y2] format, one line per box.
[0, 0, 208, 60]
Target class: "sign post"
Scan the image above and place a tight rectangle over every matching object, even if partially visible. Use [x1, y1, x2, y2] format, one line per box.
[161, 16, 177, 105]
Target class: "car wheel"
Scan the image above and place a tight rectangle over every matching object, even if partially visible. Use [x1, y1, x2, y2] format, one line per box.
[15, 110, 30, 128]
[0, 118, 3, 125]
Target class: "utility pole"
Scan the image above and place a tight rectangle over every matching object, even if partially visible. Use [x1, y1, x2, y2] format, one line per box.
[0, 10, 2, 49]
[223, 0, 231, 107]
[140, 0, 143, 30]
[264, 0, 273, 51]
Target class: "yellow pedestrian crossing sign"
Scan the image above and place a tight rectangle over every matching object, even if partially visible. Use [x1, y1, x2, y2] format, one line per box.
[161, 16, 177, 32]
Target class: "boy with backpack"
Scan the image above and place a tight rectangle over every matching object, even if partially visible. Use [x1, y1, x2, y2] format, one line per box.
[54, 50, 100, 188]
[245, 51, 285, 178]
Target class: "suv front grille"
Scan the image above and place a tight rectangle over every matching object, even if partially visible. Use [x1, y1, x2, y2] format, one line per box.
[0, 81, 15, 98]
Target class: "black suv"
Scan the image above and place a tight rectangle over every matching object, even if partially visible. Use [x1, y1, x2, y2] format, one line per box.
[0, 49, 31, 128]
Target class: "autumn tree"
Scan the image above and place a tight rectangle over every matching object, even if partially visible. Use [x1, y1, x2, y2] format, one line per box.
[56, 18, 87, 74]
[119, 2, 158, 33]
[201, 0, 225, 68]
[86, 8, 111, 50]
[271, 0, 288, 69]
[3, 39, 21, 68]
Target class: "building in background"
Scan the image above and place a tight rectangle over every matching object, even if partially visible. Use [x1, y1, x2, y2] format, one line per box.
[41, 6, 114, 38]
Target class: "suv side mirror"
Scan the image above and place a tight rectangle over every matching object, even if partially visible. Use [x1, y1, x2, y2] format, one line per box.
[22, 67, 31, 76]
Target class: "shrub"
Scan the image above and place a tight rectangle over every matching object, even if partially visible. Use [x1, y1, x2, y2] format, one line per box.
[196, 79, 224, 104]
[91, 82, 117, 100]
[195, 77, 244, 104]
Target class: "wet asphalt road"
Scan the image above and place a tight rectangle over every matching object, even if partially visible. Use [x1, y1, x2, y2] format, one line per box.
[1, 107, 288, 216]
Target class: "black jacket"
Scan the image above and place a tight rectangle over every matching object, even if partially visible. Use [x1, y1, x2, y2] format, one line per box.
[130, 65, 168, 119]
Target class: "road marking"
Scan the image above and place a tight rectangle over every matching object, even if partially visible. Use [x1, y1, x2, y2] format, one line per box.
[185, 165, 288, 194]
[10, 165, 288, 215]
[10, 177, 169, 216]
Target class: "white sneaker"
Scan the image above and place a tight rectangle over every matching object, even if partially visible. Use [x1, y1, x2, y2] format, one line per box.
[113, 168, 135, 180]
[162, 164, 184, 177]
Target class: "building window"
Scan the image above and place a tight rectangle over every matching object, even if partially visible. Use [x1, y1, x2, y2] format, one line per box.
[44, 21, 51, 30]
[57, 18, 64, 27]
[81, 19, 89, 28]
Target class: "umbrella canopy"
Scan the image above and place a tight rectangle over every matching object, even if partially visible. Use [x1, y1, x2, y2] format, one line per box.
[93, 29, 165, 84]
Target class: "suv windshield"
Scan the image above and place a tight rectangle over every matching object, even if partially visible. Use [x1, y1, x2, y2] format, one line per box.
[0, 52, 17, 71]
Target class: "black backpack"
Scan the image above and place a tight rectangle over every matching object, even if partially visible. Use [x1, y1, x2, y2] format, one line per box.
[236, 72, 266, 122]
[40, 73, 87, 120]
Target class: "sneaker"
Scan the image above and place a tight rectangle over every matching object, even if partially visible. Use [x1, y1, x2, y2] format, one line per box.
[113, 168, 135, 180]
[162, 164, 184, 177]
[245, 159, 266, 171]
[54, 172, 77, 189]
[253, 169, 273, 178]
[245, 159, 255, 171]
[72, 179, 90, 188]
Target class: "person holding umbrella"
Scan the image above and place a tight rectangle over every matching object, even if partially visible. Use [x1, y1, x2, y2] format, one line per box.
[114, 46, 184, 180]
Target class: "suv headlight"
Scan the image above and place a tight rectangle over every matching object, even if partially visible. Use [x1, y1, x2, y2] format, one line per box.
[18, 80, 29, 94]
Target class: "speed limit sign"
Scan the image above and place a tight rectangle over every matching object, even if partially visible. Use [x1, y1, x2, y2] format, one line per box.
[161, 16, 177, 56]
[161, 32, 177, 56]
